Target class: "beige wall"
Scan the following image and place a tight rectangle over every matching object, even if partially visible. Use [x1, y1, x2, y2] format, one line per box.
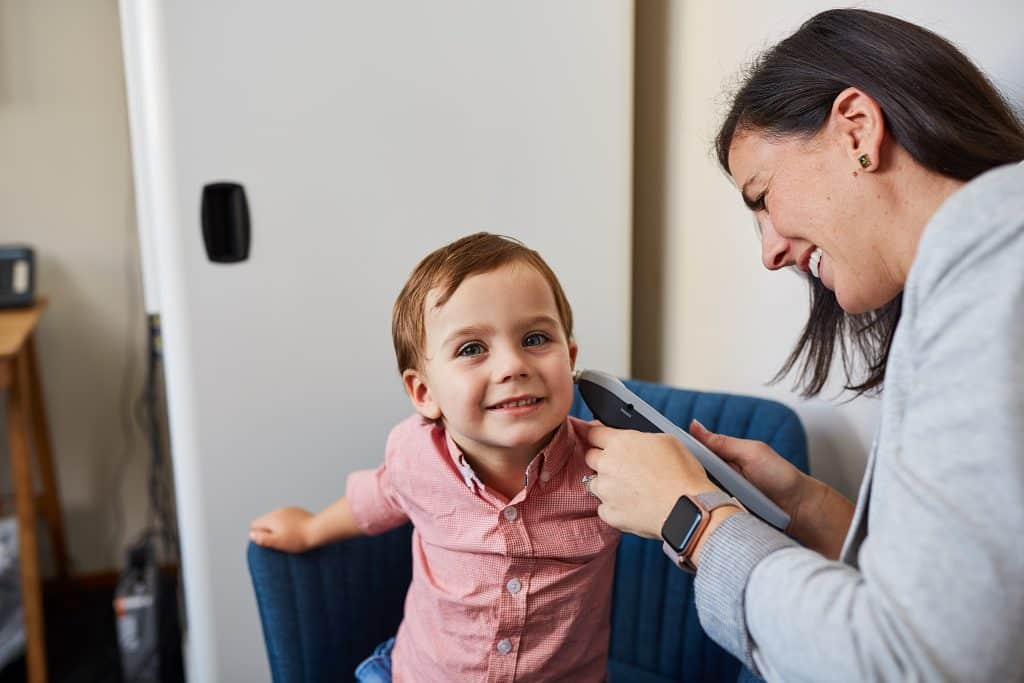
[634, 1, 1024, 498]
[0, 0, 150, 572]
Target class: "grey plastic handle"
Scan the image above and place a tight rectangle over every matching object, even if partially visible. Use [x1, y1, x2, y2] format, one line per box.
[577, 369, 790, 530]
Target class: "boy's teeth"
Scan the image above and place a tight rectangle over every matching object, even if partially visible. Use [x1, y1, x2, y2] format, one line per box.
[494, 398, 539, 409]
[809, 247, 822, 278]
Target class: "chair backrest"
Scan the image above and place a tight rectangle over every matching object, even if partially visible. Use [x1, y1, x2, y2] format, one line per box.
[249, 524, 414, 682]
[248, 379, 807, 682]
[570, 379, 807, 683]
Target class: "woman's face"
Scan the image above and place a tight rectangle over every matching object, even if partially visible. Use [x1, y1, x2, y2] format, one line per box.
[727, 128, 904, 314]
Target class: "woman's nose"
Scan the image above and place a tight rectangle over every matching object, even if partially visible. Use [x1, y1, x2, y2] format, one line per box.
[760, 219, 794, 270]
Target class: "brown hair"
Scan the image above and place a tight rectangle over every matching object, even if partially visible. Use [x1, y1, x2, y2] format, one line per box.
[392, 232, 574, 374]
[715, 9, 1024, 397]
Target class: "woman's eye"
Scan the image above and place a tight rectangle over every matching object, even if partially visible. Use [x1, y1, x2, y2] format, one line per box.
[523, 333, 549, 348]
[457, 342, 485, 357]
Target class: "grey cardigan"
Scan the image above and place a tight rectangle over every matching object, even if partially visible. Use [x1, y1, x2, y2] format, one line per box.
[694, 162, 1024, 682]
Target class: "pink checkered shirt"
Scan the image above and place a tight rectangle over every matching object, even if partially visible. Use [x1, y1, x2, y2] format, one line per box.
[346, 414, 620, 682]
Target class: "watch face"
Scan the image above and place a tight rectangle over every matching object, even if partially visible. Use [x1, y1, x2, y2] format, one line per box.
[661, 496, 703, 552]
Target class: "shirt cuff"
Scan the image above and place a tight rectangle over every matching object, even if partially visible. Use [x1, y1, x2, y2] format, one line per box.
[694, 511, 797, 672]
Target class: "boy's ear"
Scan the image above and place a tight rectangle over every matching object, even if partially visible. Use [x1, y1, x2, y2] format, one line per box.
[568, 341, 579, 370]
[403, 368, 442, 420]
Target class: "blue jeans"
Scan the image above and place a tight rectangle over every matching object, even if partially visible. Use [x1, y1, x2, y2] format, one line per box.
[354, 637, 394, 683]
[354, 636, 764, 682]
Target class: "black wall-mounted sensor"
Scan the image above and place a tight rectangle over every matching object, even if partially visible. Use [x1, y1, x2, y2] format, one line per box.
[201, 182, 251, 263]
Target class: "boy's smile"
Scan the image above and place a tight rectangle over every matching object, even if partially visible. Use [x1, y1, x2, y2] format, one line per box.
[403, 262, 578, 479]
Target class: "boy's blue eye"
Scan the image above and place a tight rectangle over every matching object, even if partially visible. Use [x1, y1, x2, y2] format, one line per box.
[457, 342, 485, 357]
[523, 333, 549, 348]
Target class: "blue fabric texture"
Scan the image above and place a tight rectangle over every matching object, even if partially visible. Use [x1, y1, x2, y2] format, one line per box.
[354, 637, 395, 683]
[248, 379, 807, 682]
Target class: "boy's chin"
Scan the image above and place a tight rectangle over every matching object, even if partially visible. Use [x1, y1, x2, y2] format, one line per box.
[497, 423, 562, 449]
[453, 422, 552, 447]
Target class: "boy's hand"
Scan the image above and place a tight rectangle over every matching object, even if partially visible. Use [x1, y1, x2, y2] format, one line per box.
[249, 507, 316, 553]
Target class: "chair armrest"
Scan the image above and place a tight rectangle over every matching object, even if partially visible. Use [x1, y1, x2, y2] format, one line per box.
[247, 524, 413, 682]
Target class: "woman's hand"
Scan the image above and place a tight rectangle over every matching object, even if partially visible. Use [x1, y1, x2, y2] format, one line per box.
[688, 419, 808, 522]
[585, 419, 853, 559]
[584, 425, 718, 539]
[249, 506, 315, 553]
[689, 420, 853, 558]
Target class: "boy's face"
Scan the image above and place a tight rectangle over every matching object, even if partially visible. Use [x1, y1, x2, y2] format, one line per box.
[403, 263, 578, 462]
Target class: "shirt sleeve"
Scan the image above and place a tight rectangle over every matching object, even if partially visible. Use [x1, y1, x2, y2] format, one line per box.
[695, 171, 1024, 681]
[693, 512, 797, 669]
[345, 425, 412, 536]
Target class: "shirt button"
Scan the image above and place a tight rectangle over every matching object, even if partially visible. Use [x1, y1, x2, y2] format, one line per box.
[540, 471, 551, 483]
[506, 578, 522, 594]
[496, 638, 513, 655]
[503, 506, 518, 521]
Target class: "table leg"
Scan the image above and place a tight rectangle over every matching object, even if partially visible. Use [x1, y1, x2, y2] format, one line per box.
[7, 350, 48, 683]
[25, 335, 69, 581]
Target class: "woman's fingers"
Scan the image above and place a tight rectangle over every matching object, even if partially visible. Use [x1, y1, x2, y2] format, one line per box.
[581, 427, 717, 539]
[690, 419, 758, 468]
[585, 423, 619, 449]
[584, 470, 604, 501]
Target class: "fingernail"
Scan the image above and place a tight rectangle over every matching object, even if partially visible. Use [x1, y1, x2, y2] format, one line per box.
[691, 419, 706, 431]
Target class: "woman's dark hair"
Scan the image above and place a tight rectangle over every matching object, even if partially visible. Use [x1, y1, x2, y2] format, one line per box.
[716, 9, 1024, 398]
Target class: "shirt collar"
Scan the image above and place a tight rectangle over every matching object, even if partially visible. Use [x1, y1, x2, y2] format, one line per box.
[525, 419, 575, 489]
[445, 428, 482, 491]
[443, 418, 577, 494]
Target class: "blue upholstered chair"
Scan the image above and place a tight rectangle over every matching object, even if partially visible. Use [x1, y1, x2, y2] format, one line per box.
[248, 379, 808, 682]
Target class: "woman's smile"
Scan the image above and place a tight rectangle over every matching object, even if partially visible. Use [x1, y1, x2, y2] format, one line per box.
[808, 247, 822, 278]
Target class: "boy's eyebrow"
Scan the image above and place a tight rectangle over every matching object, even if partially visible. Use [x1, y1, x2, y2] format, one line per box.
[522, 314, 562, 329]
[440, 324, 494, 348]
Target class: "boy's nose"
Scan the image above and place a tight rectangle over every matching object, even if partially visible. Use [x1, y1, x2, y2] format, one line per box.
[494, 348, 531, 382]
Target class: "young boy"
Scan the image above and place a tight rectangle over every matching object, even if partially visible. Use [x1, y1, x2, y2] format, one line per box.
[249, 233, 619, 682]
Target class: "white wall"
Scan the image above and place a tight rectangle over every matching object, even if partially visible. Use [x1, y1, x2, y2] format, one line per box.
[0, 0, 152, 573]
[120, 3, 634, 680]
[649, 1, 1024, 497]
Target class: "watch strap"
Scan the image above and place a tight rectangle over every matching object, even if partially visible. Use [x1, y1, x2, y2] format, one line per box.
[662, 490, 745, 573]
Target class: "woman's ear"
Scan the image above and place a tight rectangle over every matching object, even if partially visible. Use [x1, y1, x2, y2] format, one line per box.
[568, 341, 579, 370]
[403, 369, 442, 420]
[830, 87, 885, 171]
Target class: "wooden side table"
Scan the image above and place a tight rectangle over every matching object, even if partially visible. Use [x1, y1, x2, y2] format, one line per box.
[0, 299, 70, 683]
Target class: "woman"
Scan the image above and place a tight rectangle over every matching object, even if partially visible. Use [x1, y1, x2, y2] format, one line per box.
[584, 9, 1024, 682]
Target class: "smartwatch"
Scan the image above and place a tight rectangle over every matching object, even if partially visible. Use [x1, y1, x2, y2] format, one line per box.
[661, 490, 744, 573]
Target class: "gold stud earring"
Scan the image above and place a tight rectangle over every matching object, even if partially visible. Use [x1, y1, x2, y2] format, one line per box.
[858, 154, 871, 169]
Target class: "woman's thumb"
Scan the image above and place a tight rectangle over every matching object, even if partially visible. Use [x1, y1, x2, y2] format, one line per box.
[690, 419, 747, 465]
[689, 418, 714, 440]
